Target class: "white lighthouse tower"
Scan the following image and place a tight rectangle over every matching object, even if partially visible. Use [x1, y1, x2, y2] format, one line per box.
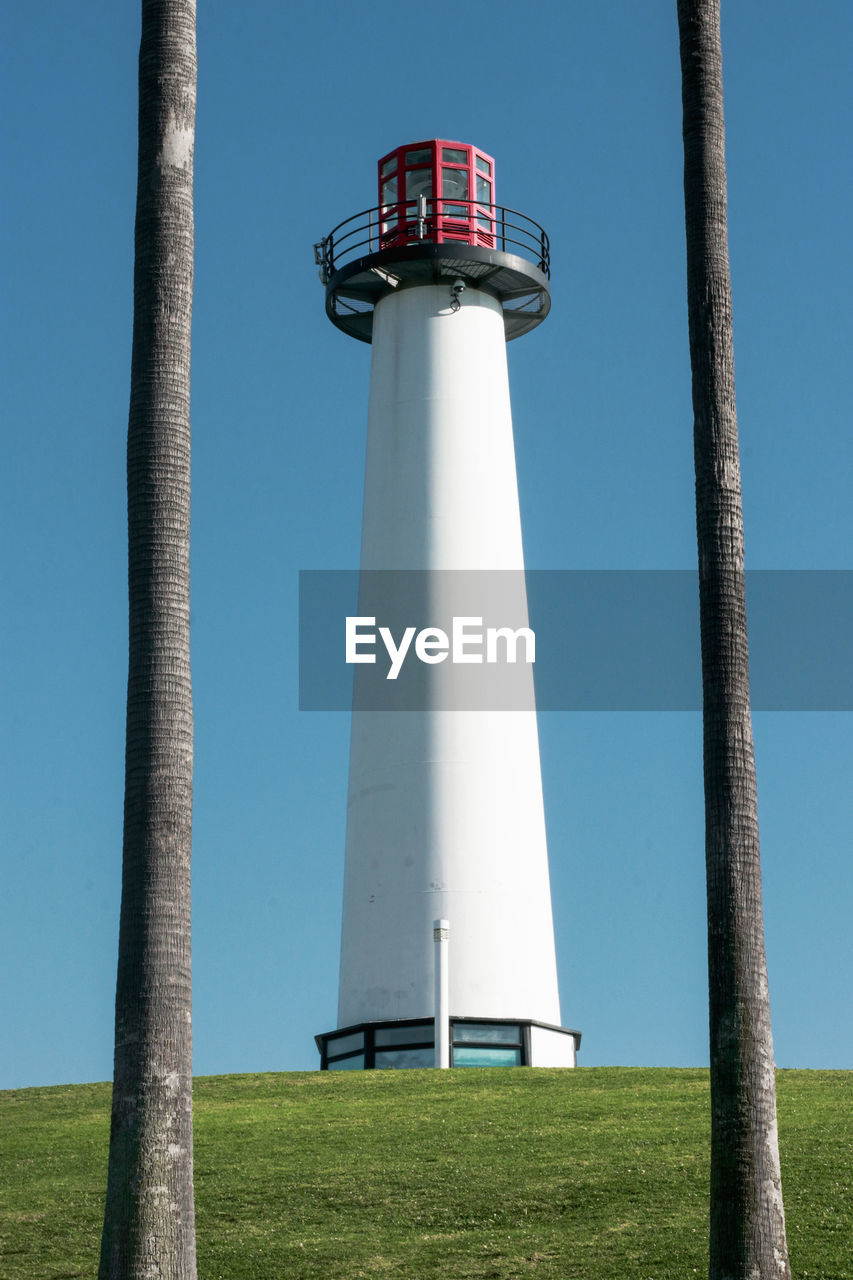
[314, 141, 579, 1069]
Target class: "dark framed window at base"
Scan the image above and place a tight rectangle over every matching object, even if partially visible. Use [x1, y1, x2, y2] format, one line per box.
[316, 1017, 580, 1070]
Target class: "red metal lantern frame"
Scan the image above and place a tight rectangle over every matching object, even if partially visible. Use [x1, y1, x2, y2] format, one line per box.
[378, 139, 497, 250]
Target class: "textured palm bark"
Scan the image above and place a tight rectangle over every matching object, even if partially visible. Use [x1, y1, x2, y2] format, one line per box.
[677, 3, 790, 1278]
[99, 2, 197, 1276]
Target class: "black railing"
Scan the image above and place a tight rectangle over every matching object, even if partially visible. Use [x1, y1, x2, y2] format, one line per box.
[314, 199, 550, 283]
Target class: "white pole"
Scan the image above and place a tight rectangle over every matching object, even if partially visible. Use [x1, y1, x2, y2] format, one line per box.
[434, 918, 450, 1068]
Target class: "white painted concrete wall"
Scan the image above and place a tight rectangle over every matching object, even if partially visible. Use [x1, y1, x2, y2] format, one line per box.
[529, 1023, 578, 1068]
[337, 283, 563, 1034]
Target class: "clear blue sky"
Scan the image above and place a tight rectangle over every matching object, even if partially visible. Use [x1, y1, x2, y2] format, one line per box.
[1, 1, 851, 1090]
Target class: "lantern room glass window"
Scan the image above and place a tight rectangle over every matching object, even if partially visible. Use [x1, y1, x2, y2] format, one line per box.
[476, 175, 492, 205]
[442, 146, 467, 165]
[405, 147, 431, 165]
[406, 167, 432, 201]
[442, 167, 468, 220]
[442, 168, 468, 200]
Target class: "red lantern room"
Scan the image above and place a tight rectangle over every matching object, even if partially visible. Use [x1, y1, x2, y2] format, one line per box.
[315, 139, 551, 343]
[378, 139, 496, 249]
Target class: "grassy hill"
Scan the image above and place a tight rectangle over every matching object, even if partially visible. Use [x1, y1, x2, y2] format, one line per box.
[1, 1067, 850, 1279]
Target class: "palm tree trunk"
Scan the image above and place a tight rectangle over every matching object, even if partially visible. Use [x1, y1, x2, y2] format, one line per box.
[676, 3, 790, 1277]
[99, 2, 197, 1276]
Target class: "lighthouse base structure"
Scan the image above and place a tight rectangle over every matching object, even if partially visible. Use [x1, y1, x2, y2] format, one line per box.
[317, 280, 579, 1069]
[316, 1017, 580, 1071]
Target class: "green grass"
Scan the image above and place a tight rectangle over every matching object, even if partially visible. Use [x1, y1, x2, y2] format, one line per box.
[1, 1068, 850, 1279]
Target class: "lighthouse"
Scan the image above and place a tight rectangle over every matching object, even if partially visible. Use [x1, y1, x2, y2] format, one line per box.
[314, 141, 579, 1069]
